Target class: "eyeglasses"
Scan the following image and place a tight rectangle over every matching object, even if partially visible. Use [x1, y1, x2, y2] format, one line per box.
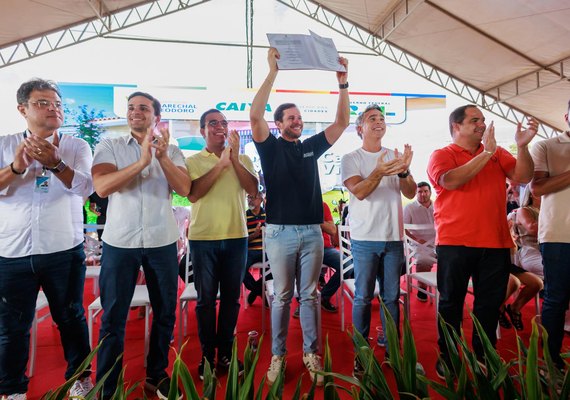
[27, 100, 63, 109]
[207, 120, 228, 128]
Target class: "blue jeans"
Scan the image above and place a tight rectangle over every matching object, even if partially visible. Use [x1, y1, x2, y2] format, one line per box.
[351, 240, 404, 341]
[190, 238, 247, 360]
[243, 249, 264, 295]
[0, 244, 90, 395]
[540, 242, 570, 367]
[96, 242, 178, 397]
[321, 247, 341, 300]
[265, 224, 323, 356]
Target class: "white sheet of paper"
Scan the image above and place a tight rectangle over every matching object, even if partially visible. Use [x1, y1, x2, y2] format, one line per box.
[267, 32, 345, 72]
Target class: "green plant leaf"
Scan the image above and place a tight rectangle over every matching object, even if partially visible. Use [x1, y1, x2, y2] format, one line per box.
[171, 345, 201, 400]
[323, 335, 340, 400]
[239, 335, 264, 400]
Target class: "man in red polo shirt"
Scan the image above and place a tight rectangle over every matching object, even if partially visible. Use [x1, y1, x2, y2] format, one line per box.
[427, 104, 537, 378]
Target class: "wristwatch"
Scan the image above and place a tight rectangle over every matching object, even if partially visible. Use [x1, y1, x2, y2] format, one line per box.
[48, 159, 67, 173]
[397, 169, 410, 178]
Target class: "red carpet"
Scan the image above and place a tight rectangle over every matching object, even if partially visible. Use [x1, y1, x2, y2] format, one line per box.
[27, 280, 567, 399]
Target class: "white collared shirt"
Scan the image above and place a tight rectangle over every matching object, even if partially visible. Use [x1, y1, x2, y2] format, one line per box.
[0, 131, 93, 257]
[93, 135, 186, 248]
[403, 200, 435, 242]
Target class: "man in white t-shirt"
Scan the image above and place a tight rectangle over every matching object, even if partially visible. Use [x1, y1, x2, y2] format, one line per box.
[340, 104, 416, 375]
[403, 181, 436, 302]
[529, 100, 570, 369]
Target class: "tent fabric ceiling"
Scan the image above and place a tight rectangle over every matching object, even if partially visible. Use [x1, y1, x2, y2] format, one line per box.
[1, 0, 569, 131]
[315, 0, 570, 132]
[0, 1, 154, 48]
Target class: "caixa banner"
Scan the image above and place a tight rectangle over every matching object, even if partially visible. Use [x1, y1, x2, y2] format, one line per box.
[112, 86, 416, 125]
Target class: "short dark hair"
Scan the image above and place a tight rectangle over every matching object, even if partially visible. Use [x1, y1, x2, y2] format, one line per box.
[17, 78, 61, 104]
[199, 109, 224, 129]
[128, 91, 161, 117]
[417, 181, 431, 191]
[449, 104, 477, 137]
[273, 103, 297, 123]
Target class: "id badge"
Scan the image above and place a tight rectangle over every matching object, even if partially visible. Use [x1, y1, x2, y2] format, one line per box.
[35, 175, 50, 193]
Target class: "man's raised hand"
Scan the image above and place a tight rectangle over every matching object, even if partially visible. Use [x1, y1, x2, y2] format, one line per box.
[515, 117, 538, 148]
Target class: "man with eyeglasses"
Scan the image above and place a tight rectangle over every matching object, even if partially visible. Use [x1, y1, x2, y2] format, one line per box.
[185, 109, 258, 380]
[92, 91, 190, 399]
[250, 47, 349, 386]
[0, 78, 94, 399]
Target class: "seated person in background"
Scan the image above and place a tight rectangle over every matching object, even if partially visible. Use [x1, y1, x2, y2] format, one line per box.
[506, 178, 521, 214]
[173, 206, 191, 282]
[403, 181, 436, 302]
[293, 201, 351, 317]
[319, 201, 342, 312]
[499, 189, 544, 331]
[89, 192, 108, 241]
[510, 189, 543, 279]
[243, 192, 267, 305]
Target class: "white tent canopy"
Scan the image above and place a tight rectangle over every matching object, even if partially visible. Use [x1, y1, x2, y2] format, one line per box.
[1, 0, 569, 134]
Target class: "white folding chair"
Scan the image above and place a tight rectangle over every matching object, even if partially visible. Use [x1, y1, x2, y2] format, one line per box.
[84, 231, 103, 295]
[88, 285, 151, 367]
[404, 223, 438, 325]
[338, 225, 409, 332]
[29, 290, 50, 377]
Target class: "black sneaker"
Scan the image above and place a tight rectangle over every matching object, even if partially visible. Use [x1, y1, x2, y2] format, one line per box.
[416, 290, 428, 302]
[216, 355, 245, 377]
[198, 357, 214, 381]
[145, 376, 182, 400]
[435, 359, 455, 380]
[435, 360, 446, 380]
[293, 305, 300, 319]
[321, 298, 338, 313]
[352, 358, 365, 380]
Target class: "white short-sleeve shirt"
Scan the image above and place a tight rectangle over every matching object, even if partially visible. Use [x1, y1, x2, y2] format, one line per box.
[530, 132, 570, 244]
[341, 147, 403, 241]
[92, 135, 186, 248]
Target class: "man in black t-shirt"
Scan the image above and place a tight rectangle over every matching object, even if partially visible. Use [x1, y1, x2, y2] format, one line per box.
[250, 47, 350, 386]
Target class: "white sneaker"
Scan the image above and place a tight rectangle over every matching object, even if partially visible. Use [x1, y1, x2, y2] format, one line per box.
[303, 352, 324, 386]
[1, 394, 26, 400]
[69, 377, 94, 398]
[266, 354, 285, 385]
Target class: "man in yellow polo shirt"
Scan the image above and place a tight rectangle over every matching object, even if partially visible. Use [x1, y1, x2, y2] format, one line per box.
[185, 109, 258, 380]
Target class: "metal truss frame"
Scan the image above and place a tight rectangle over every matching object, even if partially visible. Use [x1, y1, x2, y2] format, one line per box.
[277, 0, 562, 138]
[0, 0, 210, 69]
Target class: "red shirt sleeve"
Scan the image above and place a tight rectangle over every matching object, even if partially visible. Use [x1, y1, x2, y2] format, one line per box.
[322, 202, 333, 248]
[427, 147, 456, 194]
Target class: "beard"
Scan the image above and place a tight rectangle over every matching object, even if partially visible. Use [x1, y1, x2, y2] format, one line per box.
[282, 126, 302, 140]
